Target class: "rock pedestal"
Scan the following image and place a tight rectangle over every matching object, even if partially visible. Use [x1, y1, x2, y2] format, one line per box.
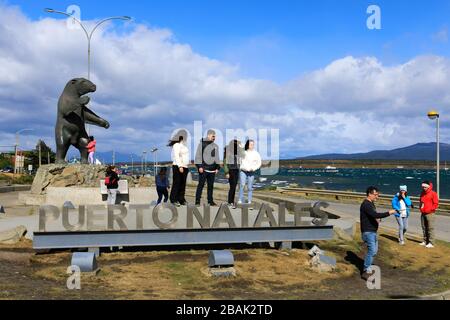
[31, 164, 108, 195]
[30, 164, 138, 195]
[20, 164, 156, 206]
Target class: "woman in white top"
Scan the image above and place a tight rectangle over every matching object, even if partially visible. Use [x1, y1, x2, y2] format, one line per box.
[168, 129, 190, 206]
[239, 139, 262, 208]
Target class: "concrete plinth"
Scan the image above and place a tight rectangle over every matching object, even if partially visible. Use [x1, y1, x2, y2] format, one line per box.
[20, 187, 158, 206]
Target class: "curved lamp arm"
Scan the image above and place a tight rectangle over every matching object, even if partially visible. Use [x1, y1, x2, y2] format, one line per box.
[89, 16, 131, 40]
[44, 9, 90, 40]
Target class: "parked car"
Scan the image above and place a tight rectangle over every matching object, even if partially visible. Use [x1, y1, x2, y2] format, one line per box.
[1, 166, 13, 173]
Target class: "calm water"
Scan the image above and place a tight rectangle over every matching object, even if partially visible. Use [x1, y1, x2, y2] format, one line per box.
[121, 166, 450, 199]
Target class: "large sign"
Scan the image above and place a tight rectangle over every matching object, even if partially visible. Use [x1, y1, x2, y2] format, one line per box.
[34, 202, 333, 250]
[38, 202, 329, 232]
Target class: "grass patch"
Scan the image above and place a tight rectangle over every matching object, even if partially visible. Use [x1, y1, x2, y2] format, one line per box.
[2, 234, 450, 299]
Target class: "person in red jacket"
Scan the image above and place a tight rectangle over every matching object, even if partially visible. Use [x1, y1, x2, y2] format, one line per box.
[87, 136, 96, 165]
[419, 181, 439, 248]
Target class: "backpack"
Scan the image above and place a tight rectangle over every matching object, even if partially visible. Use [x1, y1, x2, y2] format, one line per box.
[105, 175, 117, 187]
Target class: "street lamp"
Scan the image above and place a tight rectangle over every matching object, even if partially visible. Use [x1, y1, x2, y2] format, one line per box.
[131, 154, 134, 176]
[45, 8, 131, 136]
[151, 148, 158, 176]
[427, 110, 440, 198]
[14, 129, 34, 175]
[44, 8, 131, 80]
[142, 151, 147, 176]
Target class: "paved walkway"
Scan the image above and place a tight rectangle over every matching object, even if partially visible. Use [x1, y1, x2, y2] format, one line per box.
[1, 190, 449, 243]
[258, 192, 450, 243]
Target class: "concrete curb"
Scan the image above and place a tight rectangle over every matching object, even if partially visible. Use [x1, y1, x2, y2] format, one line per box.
[0, 185, 31, 193]
[420, 290, 450, 300]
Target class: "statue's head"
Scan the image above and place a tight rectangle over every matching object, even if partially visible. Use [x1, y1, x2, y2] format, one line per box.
[67, 78, 96, 96]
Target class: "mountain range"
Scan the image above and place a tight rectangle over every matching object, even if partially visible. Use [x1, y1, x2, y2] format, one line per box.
[298, 143, 450, 161]
[68, 142, 450, 163]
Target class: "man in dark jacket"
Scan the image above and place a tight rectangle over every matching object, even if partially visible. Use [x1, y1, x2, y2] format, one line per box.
[360, 186, 396, 280]
[195, 129, 220, 206]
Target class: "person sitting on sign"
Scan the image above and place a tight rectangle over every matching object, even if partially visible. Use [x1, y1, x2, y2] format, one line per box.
[105, 166, 120, 205]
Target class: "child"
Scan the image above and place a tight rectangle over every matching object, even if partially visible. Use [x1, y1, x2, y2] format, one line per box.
[87, 136, 96, 165]
[391, 185, 412, 245]
[105, 165, 120, 205]
[156, 167, 170, 204]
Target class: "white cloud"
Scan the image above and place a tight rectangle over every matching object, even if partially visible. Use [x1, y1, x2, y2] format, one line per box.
[0, 3, 449, 161]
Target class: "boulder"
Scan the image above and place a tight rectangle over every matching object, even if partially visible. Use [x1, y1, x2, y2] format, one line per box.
[0, 225, 27, 244]
[30, 164, 138, 195]
[209, 267, 237, 277]
[310, 254, 336, 273]
[308, 245, 324, 257]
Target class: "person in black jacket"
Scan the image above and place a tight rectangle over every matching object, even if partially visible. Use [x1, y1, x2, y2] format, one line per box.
[105, 165, 120, 205]
[194, 129, 220, 206]
[360, 186, 396, 280]
[223, 139, 244, 208]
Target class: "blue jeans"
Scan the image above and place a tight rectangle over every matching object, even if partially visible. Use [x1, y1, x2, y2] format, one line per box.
[395, 216, 408, 242]
[239, 171, 255, 203]
[362, 232, 378, 272]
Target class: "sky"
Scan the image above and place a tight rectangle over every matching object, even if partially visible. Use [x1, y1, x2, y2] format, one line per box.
[0, 0, 450, 161]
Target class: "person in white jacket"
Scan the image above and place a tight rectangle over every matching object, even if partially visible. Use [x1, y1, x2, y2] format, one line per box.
[168, 129, 190, 206]
[239, 140, 262, 208]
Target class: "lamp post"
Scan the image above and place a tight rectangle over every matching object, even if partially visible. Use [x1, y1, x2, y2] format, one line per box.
[428, 110, 440, 198]
[131, 154, 134, 176]
[143, 151, 147, 176]
[44, 8, 131, 81]
[44, 8, 131, 135]
[14, 129, 34, 176]
[151, 148, 158, 176]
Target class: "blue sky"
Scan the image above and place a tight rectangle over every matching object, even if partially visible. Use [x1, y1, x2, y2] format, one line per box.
[1, 0, 450, 161]
[6, 0, 450, 81]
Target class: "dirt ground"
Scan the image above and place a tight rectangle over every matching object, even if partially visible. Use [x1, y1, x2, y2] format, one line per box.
[0, 226, 449, 300]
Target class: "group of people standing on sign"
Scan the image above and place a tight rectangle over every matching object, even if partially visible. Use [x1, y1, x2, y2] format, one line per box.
[359, 181, 439, 280]
[156, 129, 262, 208]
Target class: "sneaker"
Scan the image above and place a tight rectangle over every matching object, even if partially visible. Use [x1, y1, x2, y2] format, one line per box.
[361, 270, 374, 281]
[419, 242, 427, 246]
[426, 243, 434, 248]
[208, 201, 218, 207]
[195, 201, 201, 206]
[399, 241, 405, 246]
[232, 203, 237, 209]
[174, 202, 181, 207]
[179, 201, 188, 206]
[237, 201, 243, 205]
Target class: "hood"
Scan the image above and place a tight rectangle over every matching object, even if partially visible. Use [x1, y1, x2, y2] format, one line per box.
[423, 182, 434, 194]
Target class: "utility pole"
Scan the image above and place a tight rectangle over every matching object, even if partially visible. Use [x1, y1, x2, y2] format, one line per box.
[38, 140, 42, 167]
